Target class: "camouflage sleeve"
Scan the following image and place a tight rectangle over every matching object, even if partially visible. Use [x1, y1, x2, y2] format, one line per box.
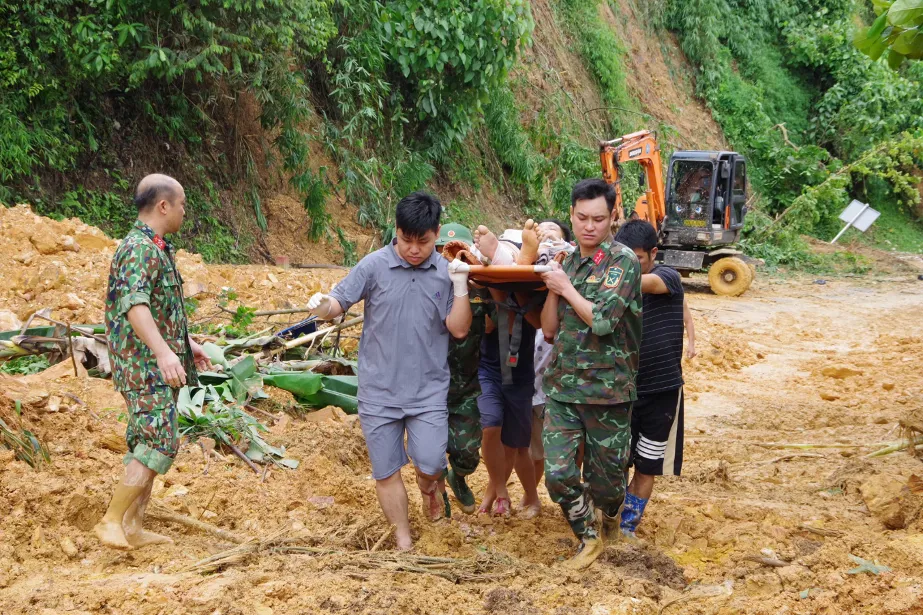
[589, 253, 641, 336]
[114, 239, 161, 316]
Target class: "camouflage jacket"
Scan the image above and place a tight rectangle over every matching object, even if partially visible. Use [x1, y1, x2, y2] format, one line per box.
[448, 289, 491, 405]
[105, 220, 197, 392]
[542, 239, 642, 405]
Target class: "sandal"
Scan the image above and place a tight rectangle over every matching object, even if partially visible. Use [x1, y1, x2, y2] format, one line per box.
[492, 497, 511, 517]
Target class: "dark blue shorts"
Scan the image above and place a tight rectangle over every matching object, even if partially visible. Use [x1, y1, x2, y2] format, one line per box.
[477, 379, 534, 449]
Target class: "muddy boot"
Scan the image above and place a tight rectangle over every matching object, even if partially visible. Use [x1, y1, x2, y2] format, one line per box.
[564, 537, 605, 570]
[446, 469, 476, 514]
[619, 493, 649, 541]
[600, 500, 624, 545]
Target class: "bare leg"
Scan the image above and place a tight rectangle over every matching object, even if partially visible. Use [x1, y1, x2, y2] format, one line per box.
[94, 459, 156, 549]
[416, 468, 445, 522]
[628, 472, 655, 500]
[513, 448, 541, 518]
[532, 459, 544, 488]
[375, 471, 412, 551]
[479, 427, 509, 513]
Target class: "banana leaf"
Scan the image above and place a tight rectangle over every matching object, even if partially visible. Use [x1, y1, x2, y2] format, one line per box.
[262, 373, 358, 414]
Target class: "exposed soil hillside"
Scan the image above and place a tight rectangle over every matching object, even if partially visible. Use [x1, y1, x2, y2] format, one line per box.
[0, 210, 921, 614]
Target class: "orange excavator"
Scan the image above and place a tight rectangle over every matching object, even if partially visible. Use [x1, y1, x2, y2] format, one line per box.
[600, 130, 755, 296]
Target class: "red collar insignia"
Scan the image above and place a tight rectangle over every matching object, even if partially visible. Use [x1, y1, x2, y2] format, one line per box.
[153, 235, 167, 250]
[592, 249, 605, 265]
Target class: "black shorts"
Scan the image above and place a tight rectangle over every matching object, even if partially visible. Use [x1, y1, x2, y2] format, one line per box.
[478, 379, 533, 449]
[629, 386, 683, 476]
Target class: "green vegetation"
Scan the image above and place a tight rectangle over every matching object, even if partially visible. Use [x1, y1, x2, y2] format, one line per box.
[1, 0, 919, 270]
[0, 355, 51, 376]
[663, 0, 922, 265]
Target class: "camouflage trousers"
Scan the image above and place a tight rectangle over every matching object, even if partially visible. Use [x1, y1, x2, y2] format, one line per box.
[446, 396, 482, 477]
[121, 387, 180, 475]
[543, 398, 632, 540]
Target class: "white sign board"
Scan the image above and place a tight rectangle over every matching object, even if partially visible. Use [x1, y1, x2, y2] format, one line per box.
[838, 199, 881, 232]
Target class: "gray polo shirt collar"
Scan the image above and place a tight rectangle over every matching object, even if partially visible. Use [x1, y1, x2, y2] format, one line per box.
[387, 239, 440, 270]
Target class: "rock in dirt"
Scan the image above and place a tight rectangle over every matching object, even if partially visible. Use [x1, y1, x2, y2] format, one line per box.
[58, 536, 78, 558]
[97, 432, 128, 453]
[304, 406, 347, 423]
[0, 309, 22, 331]
[821, 364, 862, 379]
[859, 474, 919, 529]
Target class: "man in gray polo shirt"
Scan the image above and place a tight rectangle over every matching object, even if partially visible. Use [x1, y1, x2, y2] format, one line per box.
[307, 192, 472, 550]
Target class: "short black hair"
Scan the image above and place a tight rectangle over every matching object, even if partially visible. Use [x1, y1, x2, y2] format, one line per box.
[571, 178, 617, 212]
[615, 219, 658, 253]
[540, 218, 573, 243]
[395, 191, 441, 238]
[133, 182, 176, 211]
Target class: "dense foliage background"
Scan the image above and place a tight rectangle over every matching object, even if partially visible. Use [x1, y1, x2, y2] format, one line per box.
[1, 0, 920, 266]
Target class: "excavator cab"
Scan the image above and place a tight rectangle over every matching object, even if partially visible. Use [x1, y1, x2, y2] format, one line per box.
[660, 151, 748, 249]
[599, 131, 754, 296]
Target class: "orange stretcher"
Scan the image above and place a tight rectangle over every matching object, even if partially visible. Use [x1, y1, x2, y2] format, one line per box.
[464, 264, 551, 283]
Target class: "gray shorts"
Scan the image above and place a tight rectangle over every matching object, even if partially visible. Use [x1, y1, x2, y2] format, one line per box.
[357, 402, 448, 480]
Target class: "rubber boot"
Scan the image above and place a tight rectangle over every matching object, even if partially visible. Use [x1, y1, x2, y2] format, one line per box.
[619, 492, 649, 541]
[442, 490, 452, 519]
[123, 483, 173, 548]
[600, 499, 624, 545]
[564, 537, 605, 570]
[93, 482, 147, 549]
[446, 469, 476, 514]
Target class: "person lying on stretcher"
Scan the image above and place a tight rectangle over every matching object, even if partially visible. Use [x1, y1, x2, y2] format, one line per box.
[472, 219, 574, 267]
[442, 219, 574, 331]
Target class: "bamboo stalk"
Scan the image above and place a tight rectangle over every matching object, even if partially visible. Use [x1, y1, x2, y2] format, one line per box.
[866, 436, 923, 458]
[148, 502, 247, 544]
[284, 316, 364, 350]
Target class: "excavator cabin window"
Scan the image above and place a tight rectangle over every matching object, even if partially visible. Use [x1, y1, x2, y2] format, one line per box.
[668, 160, 713, 227]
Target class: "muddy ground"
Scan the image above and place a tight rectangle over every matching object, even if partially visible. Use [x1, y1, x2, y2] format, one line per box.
[0, 207, 922, 614]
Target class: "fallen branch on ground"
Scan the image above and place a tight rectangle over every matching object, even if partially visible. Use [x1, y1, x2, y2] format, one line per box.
[148, 501, 247, 544]
[177, 524, 517, 582]
[799, 525, 845, 538]
[284, 316, 364, 350]
[740, 555, 791, 567]
[866, 436, 923, 458]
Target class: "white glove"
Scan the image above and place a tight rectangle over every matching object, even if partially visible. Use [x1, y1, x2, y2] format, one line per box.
[447, 259, 470, 297]
[307, 292, 333, 318]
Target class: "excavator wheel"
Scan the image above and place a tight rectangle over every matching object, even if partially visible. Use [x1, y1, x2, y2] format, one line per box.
[708, 257, 752, 297]
[747, 262, 757, 282]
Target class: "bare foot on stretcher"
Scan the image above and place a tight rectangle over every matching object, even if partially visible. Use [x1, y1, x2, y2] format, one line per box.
[474, 226, 499, 261]
[517, 219, 540, 265]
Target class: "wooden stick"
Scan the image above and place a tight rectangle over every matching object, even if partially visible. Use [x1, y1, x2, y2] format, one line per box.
[148, 502, 247, 544]
[370, 525, 395, 553]
[291, 263, 350, 270]
[741, 555, 790, 567]
[285, 316, 364, 350]
[799, 525, 844, 538]
[227, 442, 261, 474]
[66, 323, 78, 377]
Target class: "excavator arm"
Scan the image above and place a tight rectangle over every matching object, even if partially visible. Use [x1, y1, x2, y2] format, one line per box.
[599, 130, 666, 231]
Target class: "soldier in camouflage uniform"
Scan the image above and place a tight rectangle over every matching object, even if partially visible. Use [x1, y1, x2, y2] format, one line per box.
[540, 178, 642, 569]
[436, 224, 490, 515]
[94, 174, 213, 550]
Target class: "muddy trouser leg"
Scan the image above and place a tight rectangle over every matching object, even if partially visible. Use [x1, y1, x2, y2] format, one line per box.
[543, 398, 597, 540]
[446, 397, 482, 478]
[581, 402, 632, 518]
[123, 387, 180, 475]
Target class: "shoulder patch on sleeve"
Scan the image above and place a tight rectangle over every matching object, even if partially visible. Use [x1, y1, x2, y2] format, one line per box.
[603, 266, 625, 288]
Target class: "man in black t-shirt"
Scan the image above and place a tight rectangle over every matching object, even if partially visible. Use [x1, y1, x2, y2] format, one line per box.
[614, 221, 696, 539]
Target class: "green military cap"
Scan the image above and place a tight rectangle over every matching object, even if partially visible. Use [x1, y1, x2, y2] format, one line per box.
[437, 223, 474, 246]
